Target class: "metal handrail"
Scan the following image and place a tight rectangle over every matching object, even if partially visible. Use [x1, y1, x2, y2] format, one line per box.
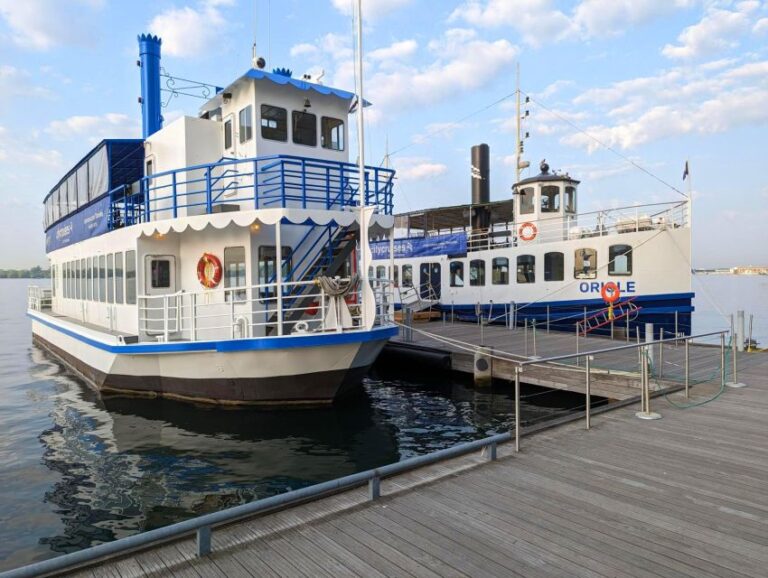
[0, 432, 510, 578]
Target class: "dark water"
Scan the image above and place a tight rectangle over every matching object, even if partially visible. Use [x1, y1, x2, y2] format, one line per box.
[0, 280, 606, 570]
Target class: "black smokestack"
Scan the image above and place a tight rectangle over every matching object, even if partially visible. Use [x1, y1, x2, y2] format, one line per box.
[471, 144, 490, 231]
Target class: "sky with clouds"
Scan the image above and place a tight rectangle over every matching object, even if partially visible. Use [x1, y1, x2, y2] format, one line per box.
[0, 0, 766, 268]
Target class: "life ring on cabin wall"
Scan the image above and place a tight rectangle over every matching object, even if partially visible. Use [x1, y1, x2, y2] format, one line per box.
[518, 222, 538, 242]
[601, 282, 621, 304]
[197, 253, 223, 289]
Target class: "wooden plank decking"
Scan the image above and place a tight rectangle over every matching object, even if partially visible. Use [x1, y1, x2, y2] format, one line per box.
[391, 321, 725, 400]
[69, 351, 768, 578]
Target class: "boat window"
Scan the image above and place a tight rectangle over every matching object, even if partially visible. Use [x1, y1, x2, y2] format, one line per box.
[80, 258, 86, 299]
[53, 187, 61, 222]
[393, 265, 399, 287]
[541, 186, 560, 213]
[544, 252, 564, 281]
[492, 257, 509, 285]
[150, 258, 171, 289]
[260, 105, 287, 141]
[125, 251, 136, 305]
[107, 254, 114, 303]
[91, 257, 98, 301]
[62, 263, 67, 298]
[239, 105, 253, 143]
[565, 186, 576, 213]
[376, 265, 386, 279]
[519, 187, 534, 214]
[224, 118, 233, 150]
[402, 265, 413, 287]
[224, 246, 247, 302]
[609, 244, 632, 276]
[67, 173, 77, 213]
[517, 255, 535, 283]
[145, 158, 154, 178]
[115, 252, 124, 304]
[258, 246, 292, 299]
[77, 164, 89, 209]
[73, 260, 80, 300]
[368, 266, 374, 279]
[51, 264, 56, 297]
[292, 111, 317, 147]
[470, 259, 485, 286]
[99, 255, 107, 301]
[321, 117, 344, 151]
[86, 257, 93, 301]
[574, 248, 597, 279]
[450, 261, 464, 287]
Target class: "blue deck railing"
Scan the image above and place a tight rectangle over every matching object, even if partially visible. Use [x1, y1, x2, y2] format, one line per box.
[111, 154, 395, 227]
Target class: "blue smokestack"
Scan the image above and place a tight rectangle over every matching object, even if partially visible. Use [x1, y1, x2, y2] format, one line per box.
[138, 34, 163, 139]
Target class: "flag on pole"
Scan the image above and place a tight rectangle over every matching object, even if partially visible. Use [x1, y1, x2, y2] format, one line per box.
[682, 161, 689, 180]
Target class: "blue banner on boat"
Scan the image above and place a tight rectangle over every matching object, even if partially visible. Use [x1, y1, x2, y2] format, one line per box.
[371, 233, 467, 259]
[45, 196, 111, 253]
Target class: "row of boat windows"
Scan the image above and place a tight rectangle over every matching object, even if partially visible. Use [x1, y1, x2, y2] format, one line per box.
[54, 251, 137, 305]
[373, 245, 633, 287]
[225, 104, 345, 151]
[518, 186, 576, 214]
[43, 146, 108, 228]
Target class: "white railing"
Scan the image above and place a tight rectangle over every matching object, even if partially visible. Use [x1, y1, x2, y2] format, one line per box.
[27, 286, 52, 311]
[466, 200, 688, 251]
[138, 277, 395, 343]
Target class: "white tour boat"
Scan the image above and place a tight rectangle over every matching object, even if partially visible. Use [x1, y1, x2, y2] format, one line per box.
[28, 31, 398, 405]
[372, 140, 693, 338]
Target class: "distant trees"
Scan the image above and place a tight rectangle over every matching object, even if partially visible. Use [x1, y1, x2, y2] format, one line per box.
[0, 267, 50, 279]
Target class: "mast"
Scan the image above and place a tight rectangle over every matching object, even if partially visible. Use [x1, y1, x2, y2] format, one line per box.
[355, 0, 373, 329]
[516, 63, 522, 185]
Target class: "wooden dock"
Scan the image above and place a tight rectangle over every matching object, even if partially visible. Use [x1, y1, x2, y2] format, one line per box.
[65, 351, 768, 578]
[389, 321, 724, 400]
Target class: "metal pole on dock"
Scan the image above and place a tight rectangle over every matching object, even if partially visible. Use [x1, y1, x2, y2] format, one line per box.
[659, 329, 664, 380]
[514, 366, 521, 452]
[645, 323, 654, 375]
[546, 306, 550, 333]
[636, 345, 661, 420]
[532, 320, 537, 357]
[720, 333, 726, 387]
[727, 324, 746, 388]
[524, 319, 529, 356]
[626, 313, 630, 343]
[575, 323, 580, 367]
[585, 355, 592, 430]
[737, 310, 745, 352]
[675, 310, 679, 342]
[684, 338, 690, 399]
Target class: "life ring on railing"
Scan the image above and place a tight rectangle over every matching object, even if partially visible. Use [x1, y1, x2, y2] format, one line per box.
[197, 253, 222, 289]
[601, 281, 620, 304]
[518, 222, 538, 242]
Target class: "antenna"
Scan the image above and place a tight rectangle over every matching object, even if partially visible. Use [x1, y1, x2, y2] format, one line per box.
[515, 63, 530, 184]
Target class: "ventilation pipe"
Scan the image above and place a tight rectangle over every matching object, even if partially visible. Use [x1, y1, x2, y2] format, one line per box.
[471, 143, 490, 233]
[138, 34, 163, 139]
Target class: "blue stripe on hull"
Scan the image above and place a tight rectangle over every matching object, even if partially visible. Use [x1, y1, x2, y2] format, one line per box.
[439, 292, 695, 337]
[28, 312, 398, 354]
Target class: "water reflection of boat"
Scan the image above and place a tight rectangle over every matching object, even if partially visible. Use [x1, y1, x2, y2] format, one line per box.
[37, 374, 398, 553]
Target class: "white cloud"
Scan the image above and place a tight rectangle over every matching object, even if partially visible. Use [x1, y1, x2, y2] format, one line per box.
[0, 125, 63, 169]
[368, 40, 418, 62]
[662, 2, 761, 60]
[290, 43, 319, 58]
[395, 157, 448, 180]
[330, 0, 412, 20]
[0, 64, 52, 101]
[148, 0, 235, 58]
[755, 17, 768, 35]
[46, 113, 139, 143]
[0, 0, 103, 50]
[450, 0, 695, 45]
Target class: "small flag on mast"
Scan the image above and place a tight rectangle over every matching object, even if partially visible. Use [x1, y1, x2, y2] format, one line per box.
[682, 161, 689, 181]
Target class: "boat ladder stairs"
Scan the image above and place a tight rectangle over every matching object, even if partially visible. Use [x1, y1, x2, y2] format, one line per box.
[577, 297, 642, 336]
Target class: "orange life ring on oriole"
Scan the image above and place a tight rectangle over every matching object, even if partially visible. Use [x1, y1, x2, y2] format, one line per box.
[518, 222, 538, 242]
[601, 282, 620, 304]
[197, 253, 222, 289]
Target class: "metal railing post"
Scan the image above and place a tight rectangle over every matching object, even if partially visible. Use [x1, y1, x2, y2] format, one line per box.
[720, 333, 726, 387]
[726, 326, 746, 388]
[532, 320, 537, 357]
[626, 312, 630, 343]
[486, 441, 497, 461]
[675, 310, 679, 341]
[585, 355, 592, 430]
[191, 293, 196, 341]
[524, 319, 529, 356]
[659, 329, 664, 379]
[172, 172, 178, 218]
[546, 306, 550, 333]
[163, 295, 169, 342]
[369, 475, 380, 500]
[205, 168, 213, 213]
[514, 366, 521, 453]
[196, 526, 211, 557]
[684, 338, 690, 398]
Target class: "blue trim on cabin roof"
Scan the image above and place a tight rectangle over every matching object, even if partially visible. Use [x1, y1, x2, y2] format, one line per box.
[28, 311, 397, 354]
[244, 69, 371, 105]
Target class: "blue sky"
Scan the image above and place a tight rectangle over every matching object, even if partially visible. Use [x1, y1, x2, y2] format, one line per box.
[0, 0, 766, 268]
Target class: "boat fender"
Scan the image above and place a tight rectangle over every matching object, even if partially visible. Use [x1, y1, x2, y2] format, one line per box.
[518, 222, 538, 242]
[601, 281, 620, 304]
[292, 320, 310, 334]
[197, 253, 223, 288]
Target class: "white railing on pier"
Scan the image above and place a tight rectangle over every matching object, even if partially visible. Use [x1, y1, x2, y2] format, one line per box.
[466, 200, 688, 251]
[137, 277, 395, 343]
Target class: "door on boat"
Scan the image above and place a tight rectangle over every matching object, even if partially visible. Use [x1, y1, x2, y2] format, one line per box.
[143, 255, 179, 337]
[419, 262, 441, 300]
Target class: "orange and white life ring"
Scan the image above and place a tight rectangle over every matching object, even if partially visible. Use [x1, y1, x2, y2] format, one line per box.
[518, 222, 538, 242]
[197, 253, 222, 289]
[601, 281, 621, 304]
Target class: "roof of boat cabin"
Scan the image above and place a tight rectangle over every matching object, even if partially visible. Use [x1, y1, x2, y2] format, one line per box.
[395, 199, 515, 232]
[513, 171, 580, 188]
